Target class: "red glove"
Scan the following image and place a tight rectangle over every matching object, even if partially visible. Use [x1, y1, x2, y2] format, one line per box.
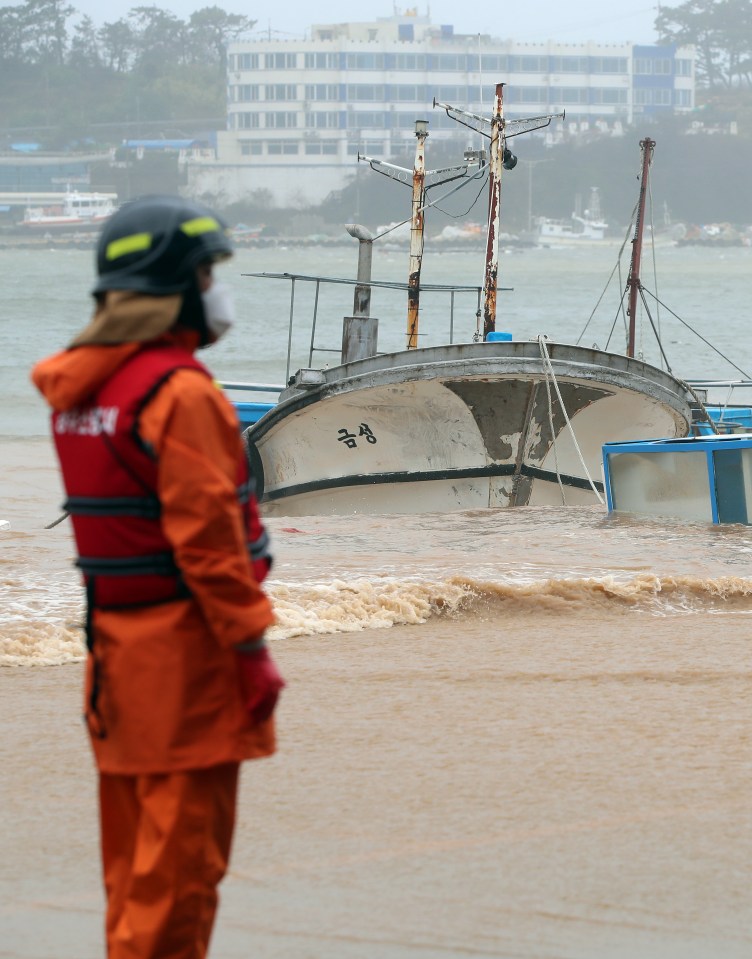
[235, 645, 285, 724]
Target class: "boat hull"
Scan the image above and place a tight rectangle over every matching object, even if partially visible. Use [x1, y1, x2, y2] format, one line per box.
[246, 341, 693, 516]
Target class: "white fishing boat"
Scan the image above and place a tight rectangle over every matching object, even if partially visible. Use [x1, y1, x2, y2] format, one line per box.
[20, 191, 118, 231]
[536, 187, 609, 244]
[241, 93, 697, 517]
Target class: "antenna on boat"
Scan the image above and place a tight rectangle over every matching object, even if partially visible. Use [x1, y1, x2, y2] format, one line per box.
[626, 138, 656, 358]
[358, 123, 484, 349]
[434, 83, 564, 338]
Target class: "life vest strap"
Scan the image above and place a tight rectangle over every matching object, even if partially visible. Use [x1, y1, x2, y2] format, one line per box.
[64, 495, 161, 519]
[76, 552, 179, 577]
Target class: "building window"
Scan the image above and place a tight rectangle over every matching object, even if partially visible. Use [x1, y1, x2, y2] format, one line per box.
[433, 54, 466, 71]
[591, 88, 627, 104]
[304, 52, 339, 69]
[591, 57, 628, 74]
[235, 85, 259, 102]
[237, 112, 260, 129]
[240, 142, 262, 155]
[305, 141, 338, 155]
[675, 89, 693, 107]
[346, 53, 385, 70]
[434, 85, 465, 102]
[558, 87, 588, 104]
[395, 53, 426, 70]
[394, 112, 422, 128]
[476, 54, 507, 72]
[393, 84, 424, 101]
[551, 56, 589, 73]
[635, 58, 669, 75]
[266, 111, 298, 128]
[518, 55, 547, 72]
[305, 84, 340, 101]
[305, 111, 340, 129]
[675, 59, 692, 76]
[267, 140, 299, 154]
[507, 86, 548, 104]
[265, 84, 297, 101]
[347, 111, 385, 128]
[265, 53, 296, 69]
[234, 53, 259, 71]
[346, 85, 385, 101]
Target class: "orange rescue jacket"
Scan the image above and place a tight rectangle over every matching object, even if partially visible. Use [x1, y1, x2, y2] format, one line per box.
[32, 330, 277, 773]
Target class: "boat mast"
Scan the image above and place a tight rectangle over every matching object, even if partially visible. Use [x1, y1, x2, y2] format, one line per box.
[407, 120, 429, 349]
[434, 87, 563, 340]
[626, 137, 655, 358]
[482, 83, 506, 338]
[358, 127, 482, 349]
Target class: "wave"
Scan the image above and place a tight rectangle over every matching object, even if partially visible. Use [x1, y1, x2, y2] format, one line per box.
[4, 572, 752, 665]
[265, 572, 752, 640]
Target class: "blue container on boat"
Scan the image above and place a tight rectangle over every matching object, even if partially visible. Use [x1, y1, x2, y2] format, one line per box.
[485, 331, 512, 342]
[234, 401, 275, 429]
[602, 433, 752, 525]
[697, 406, 752, 434]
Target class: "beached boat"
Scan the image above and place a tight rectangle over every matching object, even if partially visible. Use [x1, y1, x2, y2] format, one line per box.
[20, 191, 117, 231]
[241, 95, 697, 516]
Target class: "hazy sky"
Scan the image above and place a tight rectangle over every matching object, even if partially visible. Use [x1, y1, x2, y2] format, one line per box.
[58, 2, 669, 46]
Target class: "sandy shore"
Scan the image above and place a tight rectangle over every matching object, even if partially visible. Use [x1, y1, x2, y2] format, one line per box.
[2, 612, 751, 959]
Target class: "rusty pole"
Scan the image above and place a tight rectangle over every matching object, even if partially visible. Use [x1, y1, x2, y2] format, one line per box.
[406, 119, 428, 349]
[482, 83, 506, 339]
[626, 137, 655, 358]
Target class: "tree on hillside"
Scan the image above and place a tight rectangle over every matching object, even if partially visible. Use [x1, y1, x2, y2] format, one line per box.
[98, 19, 136, 72]
[19, 0, 74, 65]
[127, 6, 188, 73]
[656, 0, 752, 87]
[187, 7, 256, 72]
[69, 15, 101, 69]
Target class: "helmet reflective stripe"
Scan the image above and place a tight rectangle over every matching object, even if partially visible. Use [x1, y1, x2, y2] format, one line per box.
[180, 216, 222, 238]
[106, 232, 153, 262]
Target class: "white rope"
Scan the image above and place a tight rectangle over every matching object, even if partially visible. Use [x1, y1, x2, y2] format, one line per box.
[537, 335, 606, 505]
[539, 346, 567, 505]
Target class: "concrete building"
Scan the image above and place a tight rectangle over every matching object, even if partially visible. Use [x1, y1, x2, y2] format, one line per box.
[184, 11, 696, 207]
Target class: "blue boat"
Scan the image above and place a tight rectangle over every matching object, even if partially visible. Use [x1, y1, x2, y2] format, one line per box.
[603, 432, 752, 525]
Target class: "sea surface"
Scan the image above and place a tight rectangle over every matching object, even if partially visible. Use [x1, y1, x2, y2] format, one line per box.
[1, 238, 751, 958]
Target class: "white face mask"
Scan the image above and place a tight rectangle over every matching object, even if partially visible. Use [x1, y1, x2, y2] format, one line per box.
[201, 282, 236, 341]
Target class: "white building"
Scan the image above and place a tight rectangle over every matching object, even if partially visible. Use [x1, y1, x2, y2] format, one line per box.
[184, 12, 695, 207]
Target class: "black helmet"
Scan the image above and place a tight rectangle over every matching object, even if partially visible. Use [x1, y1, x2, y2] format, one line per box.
[93, 194, 233, 296]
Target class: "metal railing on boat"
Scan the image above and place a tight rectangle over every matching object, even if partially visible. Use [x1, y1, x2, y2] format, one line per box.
[241, 271, 506, 382]
[221, 381, 284, 429]
[687, 379, 752, 433]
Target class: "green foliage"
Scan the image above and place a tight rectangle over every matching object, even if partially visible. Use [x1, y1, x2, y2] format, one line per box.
[656, 0, 752, 87]
[0, 2, 249, 141]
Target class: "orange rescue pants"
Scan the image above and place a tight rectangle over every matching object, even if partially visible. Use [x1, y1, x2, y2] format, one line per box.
[99, 763, 239, 959]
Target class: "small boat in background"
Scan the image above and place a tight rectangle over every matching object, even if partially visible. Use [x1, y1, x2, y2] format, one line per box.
[536, 187, 609, 245]
[20, 191, 117, 231]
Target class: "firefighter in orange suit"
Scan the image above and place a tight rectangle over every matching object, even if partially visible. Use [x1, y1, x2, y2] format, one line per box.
[31, 195, 284, 959]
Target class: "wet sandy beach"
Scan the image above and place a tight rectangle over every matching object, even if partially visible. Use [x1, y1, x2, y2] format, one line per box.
[2, 608, 750, 959]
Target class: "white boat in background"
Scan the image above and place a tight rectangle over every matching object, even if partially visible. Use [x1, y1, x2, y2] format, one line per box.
[237, 99, 699, 517]
[20, 191, 117, 231]
[537, 187, 609, 244]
